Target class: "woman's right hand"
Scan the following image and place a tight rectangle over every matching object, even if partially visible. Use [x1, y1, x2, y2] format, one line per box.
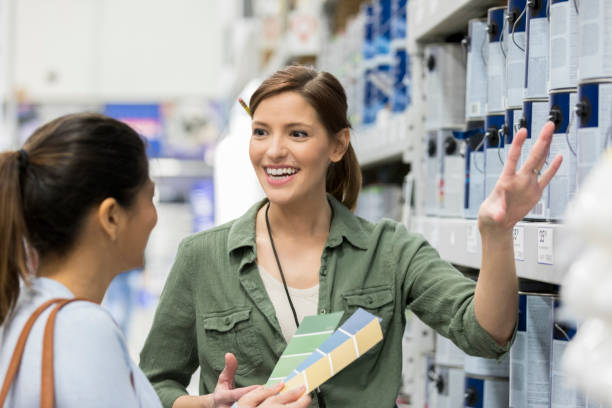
[236, 383, 311, 408]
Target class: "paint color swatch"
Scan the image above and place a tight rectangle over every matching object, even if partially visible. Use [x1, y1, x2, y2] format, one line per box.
[266, 312, 344, 386]
[280, 308, 383, 394]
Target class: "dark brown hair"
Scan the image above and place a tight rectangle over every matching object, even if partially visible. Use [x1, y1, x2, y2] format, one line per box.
[249, 65, 362, 210]
[0, 113, 149, 324]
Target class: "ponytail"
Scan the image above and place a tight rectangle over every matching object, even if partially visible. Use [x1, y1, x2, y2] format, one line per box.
[326, 143, 362, 211]
[0, 151, 30, 325]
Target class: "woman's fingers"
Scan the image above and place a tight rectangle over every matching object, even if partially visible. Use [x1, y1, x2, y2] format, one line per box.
[217, 353, 238, 389]
[238, 383, 284, 406]
[225, 385, 261, 403]
[502, 127, 527, 177]
[521, 122, 556, 175]
[284, 394, 312, 408]
[272, 386, 306, 403]
[539, 154, 563, 189]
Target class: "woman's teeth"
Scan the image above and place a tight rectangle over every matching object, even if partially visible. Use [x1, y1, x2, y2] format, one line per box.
[266, 167, 298, 178]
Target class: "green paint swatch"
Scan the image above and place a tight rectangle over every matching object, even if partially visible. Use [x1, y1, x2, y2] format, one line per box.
[266, 312, 343, 386]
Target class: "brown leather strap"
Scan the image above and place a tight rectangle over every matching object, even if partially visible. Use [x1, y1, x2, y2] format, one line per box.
[41, 298, 86, 408]
[0, 297, 87, 408]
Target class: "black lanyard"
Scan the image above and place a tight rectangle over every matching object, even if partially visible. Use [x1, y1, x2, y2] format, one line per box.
[264, 202, 327, 407]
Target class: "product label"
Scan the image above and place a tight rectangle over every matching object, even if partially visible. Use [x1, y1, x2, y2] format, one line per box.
[526, 18, 550, 98]
[507, 32, 526, 107]
[550, 2, 578, 89]
[578, 0, 612, 80]
[467, 20, 488, 120]
[537, 227, 554, 265]
[513, 226, 525, 261]
[487, 43, 506, 113]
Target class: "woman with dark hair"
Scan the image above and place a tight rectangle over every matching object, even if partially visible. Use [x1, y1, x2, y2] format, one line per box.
[0, 113, 310, 408]
[140, 66, 562, 407]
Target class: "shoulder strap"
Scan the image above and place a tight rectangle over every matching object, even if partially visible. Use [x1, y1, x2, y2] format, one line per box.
[0, 297, 87, 408]
[41, 298, 86, 408]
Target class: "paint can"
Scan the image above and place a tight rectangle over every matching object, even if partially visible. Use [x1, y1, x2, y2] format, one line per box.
[504, 106, 524, 161]
[484, 113, 506, 197]
[435, 334, 466, 367]
[577, 0, 612, 81]
[510, 293, 556, 408]
[391, 45, 411, 113]
[576, 79, 612, 188]
[549, 0, 579, 90]
[391, 0, 407, 41]
[465, 128, 486, 219]
[362, 3, 376, 61]
[465, 19, 489, 121]
[465, 375, 510, 407]
[487, 7, 508, 113]
[429, 366, 466, 408]
[547, 88, 578, 220]
[425, 130, 441, 216]
[507, 0, 528, 108]
[375, 0, 392, 56]
[439, 130, 468, 218]
[525, 0, 550, 99]
[522, 98, 550, 220]
[425, 44, 467, 131]
[465, 355, 510, 379]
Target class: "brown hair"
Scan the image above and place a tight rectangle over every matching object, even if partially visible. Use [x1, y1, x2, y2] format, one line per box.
[249, 65, 362, 210]
[0, 113, 149, 324]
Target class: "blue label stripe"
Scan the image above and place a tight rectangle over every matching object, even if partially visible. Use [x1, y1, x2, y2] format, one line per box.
[578, 82, 600, 128]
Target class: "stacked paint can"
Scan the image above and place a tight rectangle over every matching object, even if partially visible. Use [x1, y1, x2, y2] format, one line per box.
[575, 0, 612, 192]
[424, 43, 467, 131]
[506, 0, 527, 109]
[424, 130, 441, 216]
[522, 97, 550, 219]
[510, 293, 556, 408]
[464, 354, 510, 407]
[429, 335, 466, 408]
[464, 128, 487, 219]
[484, 113, 506, 198]
[546, 0, 579, 221]
[440, 130, 468, 218]
[465, 19, 489, 122]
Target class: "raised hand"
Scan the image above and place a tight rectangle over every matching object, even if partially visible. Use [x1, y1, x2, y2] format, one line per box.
[212, 353, 259, 408]
[478, 121, 563, 232]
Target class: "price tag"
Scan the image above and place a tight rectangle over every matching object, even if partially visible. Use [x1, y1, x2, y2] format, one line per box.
[537, 227, 554, 265]
[513, 226, 525, 261]
[466, 224, 478, 254]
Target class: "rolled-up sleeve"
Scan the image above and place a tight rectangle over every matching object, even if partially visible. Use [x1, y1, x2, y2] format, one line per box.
[397, 224, 514, 359]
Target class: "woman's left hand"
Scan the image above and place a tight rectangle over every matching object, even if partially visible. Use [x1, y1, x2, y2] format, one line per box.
[478, 121, 563, 233]
[212, 353, 259, 407]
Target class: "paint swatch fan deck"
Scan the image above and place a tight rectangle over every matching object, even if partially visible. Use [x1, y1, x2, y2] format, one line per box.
[266, 308, 384, 393]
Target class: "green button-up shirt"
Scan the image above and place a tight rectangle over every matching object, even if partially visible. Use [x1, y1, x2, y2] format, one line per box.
[140, 195, 513, 408]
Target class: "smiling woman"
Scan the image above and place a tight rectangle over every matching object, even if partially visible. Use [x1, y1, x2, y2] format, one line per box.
[140, 65, 561, 408]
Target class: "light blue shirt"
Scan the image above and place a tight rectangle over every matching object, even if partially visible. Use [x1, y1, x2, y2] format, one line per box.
[0, 277, 162, 408]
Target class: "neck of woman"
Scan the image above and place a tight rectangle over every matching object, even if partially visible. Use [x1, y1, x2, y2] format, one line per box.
[36, 247, 116, 303]
[266, 192, 332, 239]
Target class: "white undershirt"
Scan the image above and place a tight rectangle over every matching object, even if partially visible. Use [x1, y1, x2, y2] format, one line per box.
[258, 264, 319, 343]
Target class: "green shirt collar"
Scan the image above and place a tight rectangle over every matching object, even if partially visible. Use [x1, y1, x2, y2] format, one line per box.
[227, 193, 369, 255]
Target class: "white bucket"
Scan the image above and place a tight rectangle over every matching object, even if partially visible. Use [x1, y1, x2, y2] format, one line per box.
[487, 7, 508, 113]
[507, 0, 528, 108]
[466, 19, 489, 121]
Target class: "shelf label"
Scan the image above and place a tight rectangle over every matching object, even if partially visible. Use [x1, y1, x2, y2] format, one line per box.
[537, 227, 554, 265]
[466, 224, 478, 254]
[513, 226, 525, 261]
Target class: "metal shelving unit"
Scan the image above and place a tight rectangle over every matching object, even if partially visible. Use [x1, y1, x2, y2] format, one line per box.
[409, 0, 505, 43]
[409, 216, 569, 285]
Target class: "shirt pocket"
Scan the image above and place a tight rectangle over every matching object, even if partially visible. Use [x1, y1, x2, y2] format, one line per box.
[201, 308, 263, 375]
[341, 286, 395, 355]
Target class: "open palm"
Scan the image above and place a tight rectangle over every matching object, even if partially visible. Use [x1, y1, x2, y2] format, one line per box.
[478, 121, 563, 232]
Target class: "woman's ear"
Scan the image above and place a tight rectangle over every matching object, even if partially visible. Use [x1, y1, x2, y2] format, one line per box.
[97, 198, 122, 241]
[330, 128, 350, 163]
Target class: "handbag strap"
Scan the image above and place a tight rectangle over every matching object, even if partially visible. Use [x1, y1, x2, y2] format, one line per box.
[0, 297, 87, 408]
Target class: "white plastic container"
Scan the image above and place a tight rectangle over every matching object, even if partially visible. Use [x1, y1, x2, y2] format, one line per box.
[466, 19, 489, 121]
[525, 0, 550, 99]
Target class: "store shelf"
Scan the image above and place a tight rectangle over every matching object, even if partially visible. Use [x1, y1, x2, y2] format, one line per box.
[149, 158, 212, 179]
[353, 111, 420, 167]
[409, 0, 504, 43]
[409, 216, 569, 285]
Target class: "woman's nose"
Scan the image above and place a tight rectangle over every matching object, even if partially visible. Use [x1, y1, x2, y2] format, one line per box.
[266, 134, 287, 159]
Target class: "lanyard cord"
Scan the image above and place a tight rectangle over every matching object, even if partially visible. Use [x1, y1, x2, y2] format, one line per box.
[265, 202, 327, 407]
[265, 203, 300, 328]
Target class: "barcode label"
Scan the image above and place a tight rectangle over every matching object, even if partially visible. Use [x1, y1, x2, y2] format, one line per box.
[537, 228, 554, 265]
[513, 226, 525, 261]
